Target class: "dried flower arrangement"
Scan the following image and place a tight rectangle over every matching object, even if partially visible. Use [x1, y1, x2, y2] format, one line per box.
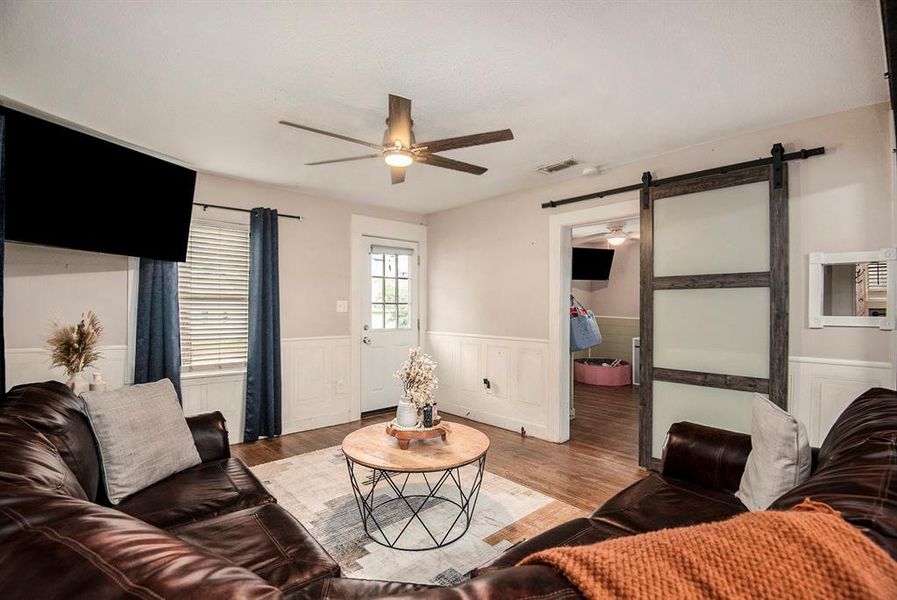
[394, 346, 438, 411]
[47, 311, 104, 376]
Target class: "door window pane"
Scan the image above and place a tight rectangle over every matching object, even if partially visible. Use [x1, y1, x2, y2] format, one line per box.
[371, 254, 384, 276]
[385, 278, 397, 302]
[370, 250, 413, 330]
[385, 304, 398, 329]
[371, 304, 384, 329]
[385, 254, 397, 276]
[371, 277, 384, 302]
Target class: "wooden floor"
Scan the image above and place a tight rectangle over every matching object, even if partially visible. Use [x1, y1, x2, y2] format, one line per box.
[233, 383, 644, 512]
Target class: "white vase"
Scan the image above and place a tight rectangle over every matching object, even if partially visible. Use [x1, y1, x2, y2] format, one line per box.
[67, 371, 90, 396]
[396, 399, 419, 427]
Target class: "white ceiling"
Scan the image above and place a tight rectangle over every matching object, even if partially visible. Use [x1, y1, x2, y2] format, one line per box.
[0, 1, 887, 215]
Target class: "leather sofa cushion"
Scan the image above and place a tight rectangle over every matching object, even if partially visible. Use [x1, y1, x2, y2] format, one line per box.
[117, 457, 274, 528]
[391, 565, 584, 600]
[3, 381, 102, 500]
[771, 434, 897, 558]
[0, 484, 280, 599]
[290, 577, 437, 599]
[591, 473, 746, 533]
[816, 387, 897, 470]
[471, 517, 631, 577]
[0, 417, 88, 500]
[173, 503, 339, 593]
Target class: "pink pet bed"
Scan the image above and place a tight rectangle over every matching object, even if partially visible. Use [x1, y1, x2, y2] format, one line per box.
[574, 358, 632, 387]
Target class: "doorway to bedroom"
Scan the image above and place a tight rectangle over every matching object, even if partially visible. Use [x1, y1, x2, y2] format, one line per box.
[568, 218, 641, 477]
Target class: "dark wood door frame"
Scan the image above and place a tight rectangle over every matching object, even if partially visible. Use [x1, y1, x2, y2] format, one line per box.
[639, 145, 789, 469]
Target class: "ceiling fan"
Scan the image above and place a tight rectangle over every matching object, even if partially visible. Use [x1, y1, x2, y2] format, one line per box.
[279, 94, 514, 185]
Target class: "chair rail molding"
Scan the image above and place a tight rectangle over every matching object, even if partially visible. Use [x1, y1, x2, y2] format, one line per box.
[426, 331, 549, 441]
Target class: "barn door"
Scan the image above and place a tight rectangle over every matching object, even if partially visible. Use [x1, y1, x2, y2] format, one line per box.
[639, 146, 788, 467]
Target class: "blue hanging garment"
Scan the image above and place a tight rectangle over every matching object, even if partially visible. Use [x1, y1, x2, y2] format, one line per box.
[570, 295, 602, 352]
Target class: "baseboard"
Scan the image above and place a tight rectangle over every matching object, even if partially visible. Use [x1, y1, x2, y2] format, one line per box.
[439, 401, 549, 440]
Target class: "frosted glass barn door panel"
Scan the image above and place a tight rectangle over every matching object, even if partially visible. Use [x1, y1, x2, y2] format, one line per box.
[652, 381, 753, 456]
[654, 181, 769, 277]
[654, 288, 769, 378]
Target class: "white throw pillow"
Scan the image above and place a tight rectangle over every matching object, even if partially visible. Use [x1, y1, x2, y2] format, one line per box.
[82, 379, 201, 505]
[735, 393, 811, 511]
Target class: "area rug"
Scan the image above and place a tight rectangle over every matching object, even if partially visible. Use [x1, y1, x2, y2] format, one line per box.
[251, 445, 584, 585]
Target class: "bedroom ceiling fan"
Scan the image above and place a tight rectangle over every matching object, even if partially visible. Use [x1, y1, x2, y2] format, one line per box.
[279, 94, 514, 185]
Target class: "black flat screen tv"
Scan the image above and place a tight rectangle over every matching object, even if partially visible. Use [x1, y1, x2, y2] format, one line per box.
[1, 107, 196, 262]
[572, 247, 614, 280]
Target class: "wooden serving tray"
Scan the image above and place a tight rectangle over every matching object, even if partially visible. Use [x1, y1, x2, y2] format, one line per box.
[385, 422, 448, 450]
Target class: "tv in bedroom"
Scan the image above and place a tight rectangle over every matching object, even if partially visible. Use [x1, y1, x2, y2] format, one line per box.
[572, 247, 614, 280]
[1, 107, 197, 262]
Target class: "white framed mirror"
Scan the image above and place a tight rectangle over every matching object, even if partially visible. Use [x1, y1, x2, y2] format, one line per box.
[808, 249, 896, 330]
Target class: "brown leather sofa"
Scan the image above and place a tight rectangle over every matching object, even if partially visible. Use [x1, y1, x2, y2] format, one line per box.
[1, 381, 895, 599]
[0, 381, 431, 598]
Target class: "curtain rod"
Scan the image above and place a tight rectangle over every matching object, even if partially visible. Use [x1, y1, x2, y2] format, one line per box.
[541, 146, 825, 209]
[194, 203, 302, 221]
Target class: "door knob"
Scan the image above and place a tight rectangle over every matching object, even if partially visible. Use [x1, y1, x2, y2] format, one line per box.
[362, 336, 372, 345]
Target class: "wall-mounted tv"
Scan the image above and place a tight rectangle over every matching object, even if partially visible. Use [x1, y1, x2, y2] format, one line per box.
[1, 107, 196, 262]
[572, 247, 614, 280]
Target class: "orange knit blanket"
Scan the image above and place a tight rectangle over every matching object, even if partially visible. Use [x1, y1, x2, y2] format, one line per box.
[520, 500, 897, 599]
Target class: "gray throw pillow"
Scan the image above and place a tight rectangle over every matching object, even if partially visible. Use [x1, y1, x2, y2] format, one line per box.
[82, 379, 201, 505]
[735, 393, 812, 511]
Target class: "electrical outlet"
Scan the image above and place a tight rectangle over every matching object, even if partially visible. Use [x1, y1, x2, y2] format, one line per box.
[336, 300, 348, 313]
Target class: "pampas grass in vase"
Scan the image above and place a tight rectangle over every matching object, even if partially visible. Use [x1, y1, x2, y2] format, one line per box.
[47, 311, 103, 395]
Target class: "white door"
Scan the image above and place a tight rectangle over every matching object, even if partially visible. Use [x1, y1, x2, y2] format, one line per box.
[360, 237, 419, 412]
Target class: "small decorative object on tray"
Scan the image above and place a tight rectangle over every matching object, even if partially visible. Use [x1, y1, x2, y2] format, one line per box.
[385, 417, 448, 450]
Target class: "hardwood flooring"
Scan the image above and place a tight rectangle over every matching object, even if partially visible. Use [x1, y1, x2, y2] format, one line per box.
[232, 383, 645, 512]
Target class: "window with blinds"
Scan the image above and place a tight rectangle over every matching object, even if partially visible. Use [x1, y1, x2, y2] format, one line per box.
[867, 261, 887, 290]
[178, 221, 251, 371]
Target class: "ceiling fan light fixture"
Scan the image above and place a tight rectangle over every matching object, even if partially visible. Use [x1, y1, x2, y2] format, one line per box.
[606, 228, 628, 246]
[384, 149, 414, 168]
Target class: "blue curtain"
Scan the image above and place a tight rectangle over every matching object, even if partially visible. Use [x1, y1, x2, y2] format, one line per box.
[0, 114, 6, 394]
[244, 208, 282, 442]
[135, 258, 182, 399]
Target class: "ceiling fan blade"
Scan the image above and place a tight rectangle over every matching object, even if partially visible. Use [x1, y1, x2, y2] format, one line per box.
[279, 120, 382, 150]
[387, 94, 412, 147]
[413, 129, 513, 154]
[305, 154, 380, 166]
[390, 166, 406, 185]
[417, 154, 487, 175]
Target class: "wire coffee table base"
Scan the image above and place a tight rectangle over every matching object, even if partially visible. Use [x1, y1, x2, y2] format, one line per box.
[345, 455, 486, 551]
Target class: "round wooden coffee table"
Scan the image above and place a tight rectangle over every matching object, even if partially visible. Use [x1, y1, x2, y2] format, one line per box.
[341, 421, 490, 551]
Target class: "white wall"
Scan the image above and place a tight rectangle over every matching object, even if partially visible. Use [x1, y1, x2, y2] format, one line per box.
[4, 172, 425, 441]
[426, 102, 897, 442]
[590, 239, 639, 318]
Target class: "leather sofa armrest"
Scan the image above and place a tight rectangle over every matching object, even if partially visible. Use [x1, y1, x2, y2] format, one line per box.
[186, 412, 231, 462]
[660, 422, 751, 494]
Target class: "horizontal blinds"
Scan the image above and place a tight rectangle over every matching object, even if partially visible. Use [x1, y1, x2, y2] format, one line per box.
[178, 221, 250, 370]
[867, 261, 887, 290]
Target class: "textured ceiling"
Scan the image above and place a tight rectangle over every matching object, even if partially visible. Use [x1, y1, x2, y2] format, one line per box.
[0, 1, 887, 214]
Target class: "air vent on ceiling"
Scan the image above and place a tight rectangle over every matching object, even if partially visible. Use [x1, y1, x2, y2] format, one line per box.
[537, 158, 579, 174]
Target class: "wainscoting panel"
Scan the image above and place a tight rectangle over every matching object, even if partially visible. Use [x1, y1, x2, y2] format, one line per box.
[5, 345, 129, 391]
[426, 332, 549, 440]
[788, 356, 894, 446]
